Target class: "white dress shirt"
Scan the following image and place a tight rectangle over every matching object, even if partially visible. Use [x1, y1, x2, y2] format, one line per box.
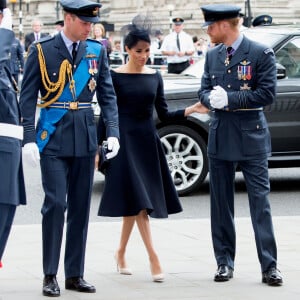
[160, 31, 194, 63]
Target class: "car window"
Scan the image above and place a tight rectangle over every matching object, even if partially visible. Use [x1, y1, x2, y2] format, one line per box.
[276, 38, 300, 78]
[243, 30, 281, 48]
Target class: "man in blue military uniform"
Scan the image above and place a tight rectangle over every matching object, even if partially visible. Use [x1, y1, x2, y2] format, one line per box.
[198, 4, 283, 286]
[19, 0, 120, 296]
[0, 1, 26, 270]
[9, 32, 24, 87]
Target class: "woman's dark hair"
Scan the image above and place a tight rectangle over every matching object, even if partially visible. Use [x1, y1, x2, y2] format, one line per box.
[121, 14, 153, 49]
[124, 26, 151, 49]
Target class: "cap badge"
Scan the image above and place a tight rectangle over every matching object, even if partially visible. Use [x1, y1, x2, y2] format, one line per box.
[93, 8, 99, 16]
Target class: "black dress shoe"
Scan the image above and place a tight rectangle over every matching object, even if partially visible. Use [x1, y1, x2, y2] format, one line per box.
[65, 277, 96, 293]
[214, 265, 233, 282]
[43, 275, 60, 297]
[262, 267, 283, 286]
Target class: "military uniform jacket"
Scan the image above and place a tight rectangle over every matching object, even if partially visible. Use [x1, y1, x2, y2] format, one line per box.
[9, 37, 24, 75]
[0, 29, 26, 205]
[198, 36, 276, 161]
[20, 33, 119, 157]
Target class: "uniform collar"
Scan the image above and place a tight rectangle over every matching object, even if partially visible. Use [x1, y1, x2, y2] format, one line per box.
[229, 34, 243, 52]
[60, 31, 79, 54]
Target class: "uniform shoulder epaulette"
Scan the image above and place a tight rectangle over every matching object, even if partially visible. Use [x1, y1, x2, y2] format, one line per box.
[37, 35, 55, 44]
[87, 38, 101, 45]
[264, 48, 274, 55]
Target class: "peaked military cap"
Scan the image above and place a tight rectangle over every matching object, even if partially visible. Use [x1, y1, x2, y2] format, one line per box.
[154, 29, 163, 36]
[201, 4, 241, 26]
[172, 17, 184, 25]
[0, 0, 7, 13]
[60, 0, 102, 23]
[55, 20, 64, 26]
[252, 15, 272, 27]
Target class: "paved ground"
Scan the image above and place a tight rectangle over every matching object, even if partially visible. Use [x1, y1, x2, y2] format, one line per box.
[0, 216, 299, 300]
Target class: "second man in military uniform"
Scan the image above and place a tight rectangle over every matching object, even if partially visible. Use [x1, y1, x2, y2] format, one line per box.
[198, 3, 283, 287]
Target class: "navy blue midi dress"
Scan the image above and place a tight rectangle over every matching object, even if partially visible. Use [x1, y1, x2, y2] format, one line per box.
[98, 70, 183, 218]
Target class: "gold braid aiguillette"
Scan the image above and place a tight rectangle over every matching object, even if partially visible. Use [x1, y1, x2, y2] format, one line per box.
[36, 43, 75, 108]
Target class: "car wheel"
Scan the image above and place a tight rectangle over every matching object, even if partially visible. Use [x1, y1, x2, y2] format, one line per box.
[158, 125, 208, 196]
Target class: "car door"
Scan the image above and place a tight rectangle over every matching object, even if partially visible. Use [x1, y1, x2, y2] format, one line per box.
[264, 37, 300, 156]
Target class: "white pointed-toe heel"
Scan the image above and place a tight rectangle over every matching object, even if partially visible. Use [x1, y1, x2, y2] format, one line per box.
[114, 254, 132, 275]
[150, 263, 164, 282]
[117, 265, 132, 275]
[152, 273, 165, 282]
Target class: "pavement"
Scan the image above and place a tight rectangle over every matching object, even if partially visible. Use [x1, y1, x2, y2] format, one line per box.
[0, 216, 299, 300]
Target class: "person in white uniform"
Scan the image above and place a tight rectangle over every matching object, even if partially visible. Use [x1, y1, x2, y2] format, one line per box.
[160, 17, 194, 74]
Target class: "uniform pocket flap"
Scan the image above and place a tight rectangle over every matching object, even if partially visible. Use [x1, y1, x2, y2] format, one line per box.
[241, 119, 267, 131]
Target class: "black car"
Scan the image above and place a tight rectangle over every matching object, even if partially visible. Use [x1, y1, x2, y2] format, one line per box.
[93, 25, 300, 196]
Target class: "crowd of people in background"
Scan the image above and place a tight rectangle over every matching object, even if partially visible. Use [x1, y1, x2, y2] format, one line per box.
[13, 16, 211, 76]
[10, 7, 278, 78]
[91, 22, 112, 61]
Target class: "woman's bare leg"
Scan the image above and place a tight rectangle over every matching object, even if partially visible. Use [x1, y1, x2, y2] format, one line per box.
[136, 210, 163, 276]
[115, 216, 135, 270]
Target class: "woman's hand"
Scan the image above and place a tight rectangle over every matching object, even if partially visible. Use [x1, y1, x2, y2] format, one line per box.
[95, 152, 99, 170]
[184, 102, 209, 116]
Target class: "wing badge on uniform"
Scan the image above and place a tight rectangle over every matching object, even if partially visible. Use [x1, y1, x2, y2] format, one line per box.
[86, 54, 97, 58]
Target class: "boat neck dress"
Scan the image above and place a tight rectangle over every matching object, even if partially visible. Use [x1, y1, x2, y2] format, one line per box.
[98, 70, 184, 218]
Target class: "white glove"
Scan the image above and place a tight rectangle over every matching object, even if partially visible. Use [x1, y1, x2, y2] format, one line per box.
[22, 142, 40, 168]
[106, 137, 120, 159]
[0, 8, 12, 30]
[209, 85, 228, 109]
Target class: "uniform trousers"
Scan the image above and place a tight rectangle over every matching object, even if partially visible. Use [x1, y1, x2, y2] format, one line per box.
[40, 154, 95, 278]
[0, 204, 16, 260]
[209, 157, 277, 272]
[167, 60, 190, 74]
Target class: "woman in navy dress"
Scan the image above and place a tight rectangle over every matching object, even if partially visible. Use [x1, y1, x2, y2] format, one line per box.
[97, 19, 208, 281]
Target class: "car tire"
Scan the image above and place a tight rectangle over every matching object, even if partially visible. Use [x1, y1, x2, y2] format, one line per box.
[158, 125, 208, 196]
